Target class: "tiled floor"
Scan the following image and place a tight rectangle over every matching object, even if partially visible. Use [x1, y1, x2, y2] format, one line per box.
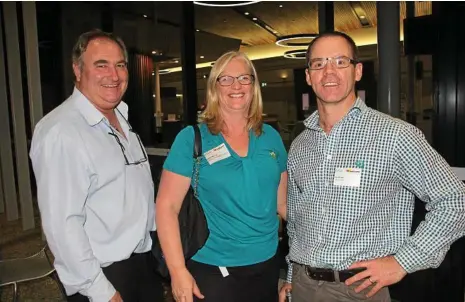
[0, 211, 174, 302]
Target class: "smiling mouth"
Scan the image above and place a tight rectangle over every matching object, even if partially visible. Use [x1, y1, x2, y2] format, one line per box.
[322, 82, 339, 87]
[229, 93, 245, 98]
[102, 84, 119, 88]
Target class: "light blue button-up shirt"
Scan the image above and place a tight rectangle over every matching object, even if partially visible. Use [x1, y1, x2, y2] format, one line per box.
[30, 88, 155, 301]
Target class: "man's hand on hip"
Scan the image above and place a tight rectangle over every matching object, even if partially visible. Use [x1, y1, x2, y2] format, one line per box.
[345, 255, 407, 298]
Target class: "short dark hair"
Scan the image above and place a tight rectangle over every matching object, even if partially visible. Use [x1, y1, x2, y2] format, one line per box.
[305, 31, 359, 67]
[72, 29, 128, 68]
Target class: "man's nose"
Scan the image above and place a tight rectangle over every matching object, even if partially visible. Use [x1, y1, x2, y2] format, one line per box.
[109, 66, 119, 81]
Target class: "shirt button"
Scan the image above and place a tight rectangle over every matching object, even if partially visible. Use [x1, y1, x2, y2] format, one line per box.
[325, 182, 329, 186]
[327, 154, 332, 160]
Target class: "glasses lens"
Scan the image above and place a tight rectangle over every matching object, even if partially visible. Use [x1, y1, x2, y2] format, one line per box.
[218, 76, 233, 86]
[310, 59, 325, 70]
[335, 57, 350, 68]
[238, 75, 253, 85]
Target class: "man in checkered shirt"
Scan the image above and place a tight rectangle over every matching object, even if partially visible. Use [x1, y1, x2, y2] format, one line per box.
[278, 31, 465, 302]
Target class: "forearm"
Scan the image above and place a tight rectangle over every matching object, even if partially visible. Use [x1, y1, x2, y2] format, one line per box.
[42, 216, 115, 301]
[394, 205, 465, 273]
[155, 206, 187, 273]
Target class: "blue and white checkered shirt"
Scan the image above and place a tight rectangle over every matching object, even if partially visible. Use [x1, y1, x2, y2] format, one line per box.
[286, 98, 465, 283]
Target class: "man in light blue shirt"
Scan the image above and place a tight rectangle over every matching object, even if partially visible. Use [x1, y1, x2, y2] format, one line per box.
[30, 29, 164, 302]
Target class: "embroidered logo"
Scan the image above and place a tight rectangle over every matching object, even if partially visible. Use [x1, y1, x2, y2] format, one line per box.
[270, 151, 276, 159]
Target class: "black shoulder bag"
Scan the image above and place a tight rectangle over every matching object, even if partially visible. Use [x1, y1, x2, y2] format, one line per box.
[151, 124, 210, 279]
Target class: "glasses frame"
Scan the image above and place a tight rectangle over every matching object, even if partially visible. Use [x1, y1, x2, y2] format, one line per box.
[308, 56, 358, 70]
[216, 74, 255, 87]
[107, 110, 148, 166]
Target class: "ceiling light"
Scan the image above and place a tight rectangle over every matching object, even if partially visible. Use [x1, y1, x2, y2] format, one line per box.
[283, 49, 307, 59]
[200, 55, 205, 59]
[360, 15, 366, 19]
[152, 51, 157, 54]
[143, 15, 148, 18]
[193, 1, 260, 7]
[196, 29, 200, 32]
[279, 4, 283, 8]
[276, 34, 317, 47]
[252, 17, 257, 21]
[152, 72, 155, 76]
[174, 60, 179, 63]
[159, 69, 171, 75]
[245, 12, 250, 15]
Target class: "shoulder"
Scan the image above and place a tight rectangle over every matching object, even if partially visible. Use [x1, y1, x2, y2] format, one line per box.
[261, 123, 282, 141]
[31, 100, 85, 152]
[364, 108, 424, 138]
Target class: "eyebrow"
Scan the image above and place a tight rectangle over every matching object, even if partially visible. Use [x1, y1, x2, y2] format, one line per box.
[93, 59, 127, 66]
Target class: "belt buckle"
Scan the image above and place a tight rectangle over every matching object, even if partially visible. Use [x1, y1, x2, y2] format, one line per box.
[305, 266, 336, 282]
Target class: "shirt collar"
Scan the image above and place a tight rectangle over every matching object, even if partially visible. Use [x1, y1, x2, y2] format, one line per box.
[304, 97, 367, 131]
[70, 87, 129, 126]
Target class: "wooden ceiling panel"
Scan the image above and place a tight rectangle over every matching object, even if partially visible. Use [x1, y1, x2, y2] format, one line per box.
[334, 2, 364, 33]
[245, 2, 319, 37]
[195, 5, 276, 46]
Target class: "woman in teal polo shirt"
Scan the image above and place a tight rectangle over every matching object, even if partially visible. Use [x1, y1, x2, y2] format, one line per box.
[155, 51, 288, 302]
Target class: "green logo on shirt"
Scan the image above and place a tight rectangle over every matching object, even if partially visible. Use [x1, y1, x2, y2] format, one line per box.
[355, 160, 364, 168]
[270, 151, 276, 159]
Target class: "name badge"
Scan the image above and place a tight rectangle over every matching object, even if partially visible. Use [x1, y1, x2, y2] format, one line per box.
[204, 143, 231, 165]
[333, 168, 362, 187]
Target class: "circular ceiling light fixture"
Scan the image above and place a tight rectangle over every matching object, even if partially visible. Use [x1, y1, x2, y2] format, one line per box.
[193, 1, 259, 7]
[283, 49, 307, 59]
[276, 34, 317, 47]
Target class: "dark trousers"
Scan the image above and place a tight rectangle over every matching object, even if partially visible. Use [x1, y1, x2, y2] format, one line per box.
[67, 252, 164, 302]
[187, 253, 280, 302]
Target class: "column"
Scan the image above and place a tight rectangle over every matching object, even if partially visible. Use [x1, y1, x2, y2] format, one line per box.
[23, 2, 43, 130]
[154, 63, 163, 133]
[318, 1, 334, 33]
[406, 2, 416, 124]
[0, 8, 18, 217]
[3, 2, 35, 229]
[181, 1, 198, 126]
[376, 1, 401, 117]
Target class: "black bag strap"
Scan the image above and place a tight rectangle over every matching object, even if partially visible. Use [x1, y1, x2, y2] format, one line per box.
[192, 125, 202, 197]
[193, 124, 202, 158]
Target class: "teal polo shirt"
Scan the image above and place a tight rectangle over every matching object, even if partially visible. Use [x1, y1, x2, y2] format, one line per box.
[163, 123, 287, 267]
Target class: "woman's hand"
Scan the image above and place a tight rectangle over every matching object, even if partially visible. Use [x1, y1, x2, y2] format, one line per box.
[171, 267, 204, 302]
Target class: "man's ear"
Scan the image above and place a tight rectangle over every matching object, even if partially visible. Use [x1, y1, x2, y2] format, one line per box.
[305, 68, 312, 86]
[355, 62, 363, 82]
[73, 63, 81, 82]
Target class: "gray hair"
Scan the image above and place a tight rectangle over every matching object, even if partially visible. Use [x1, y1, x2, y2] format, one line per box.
[72, 29, 128, 68]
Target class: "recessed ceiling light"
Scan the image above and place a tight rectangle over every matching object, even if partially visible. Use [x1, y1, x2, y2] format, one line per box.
[152, 51, 157, 54]
[245, 12, 250, 15]
[279, 5, 283, 8]
[152, 72, 155, 76]
[200, 55, 205, 59]
[252, 17, 257, 21]
[196, 29, 200, 32]
[143, 15, 148, 18]
[174, 60, 179, 63]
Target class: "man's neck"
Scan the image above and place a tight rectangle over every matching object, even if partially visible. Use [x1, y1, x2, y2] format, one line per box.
[317, 95, 357, 134]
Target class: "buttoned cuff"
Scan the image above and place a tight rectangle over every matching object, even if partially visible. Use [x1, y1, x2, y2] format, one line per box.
[394, 242, 430, 274]
[286, 262, 293, 283]
[80, 271, 116, 302]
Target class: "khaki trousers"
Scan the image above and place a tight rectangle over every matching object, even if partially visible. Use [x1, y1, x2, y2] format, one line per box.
[291, 263, 391, 302]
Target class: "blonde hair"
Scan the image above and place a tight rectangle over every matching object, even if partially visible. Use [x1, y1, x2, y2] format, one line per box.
[199, 51, 263, 136]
